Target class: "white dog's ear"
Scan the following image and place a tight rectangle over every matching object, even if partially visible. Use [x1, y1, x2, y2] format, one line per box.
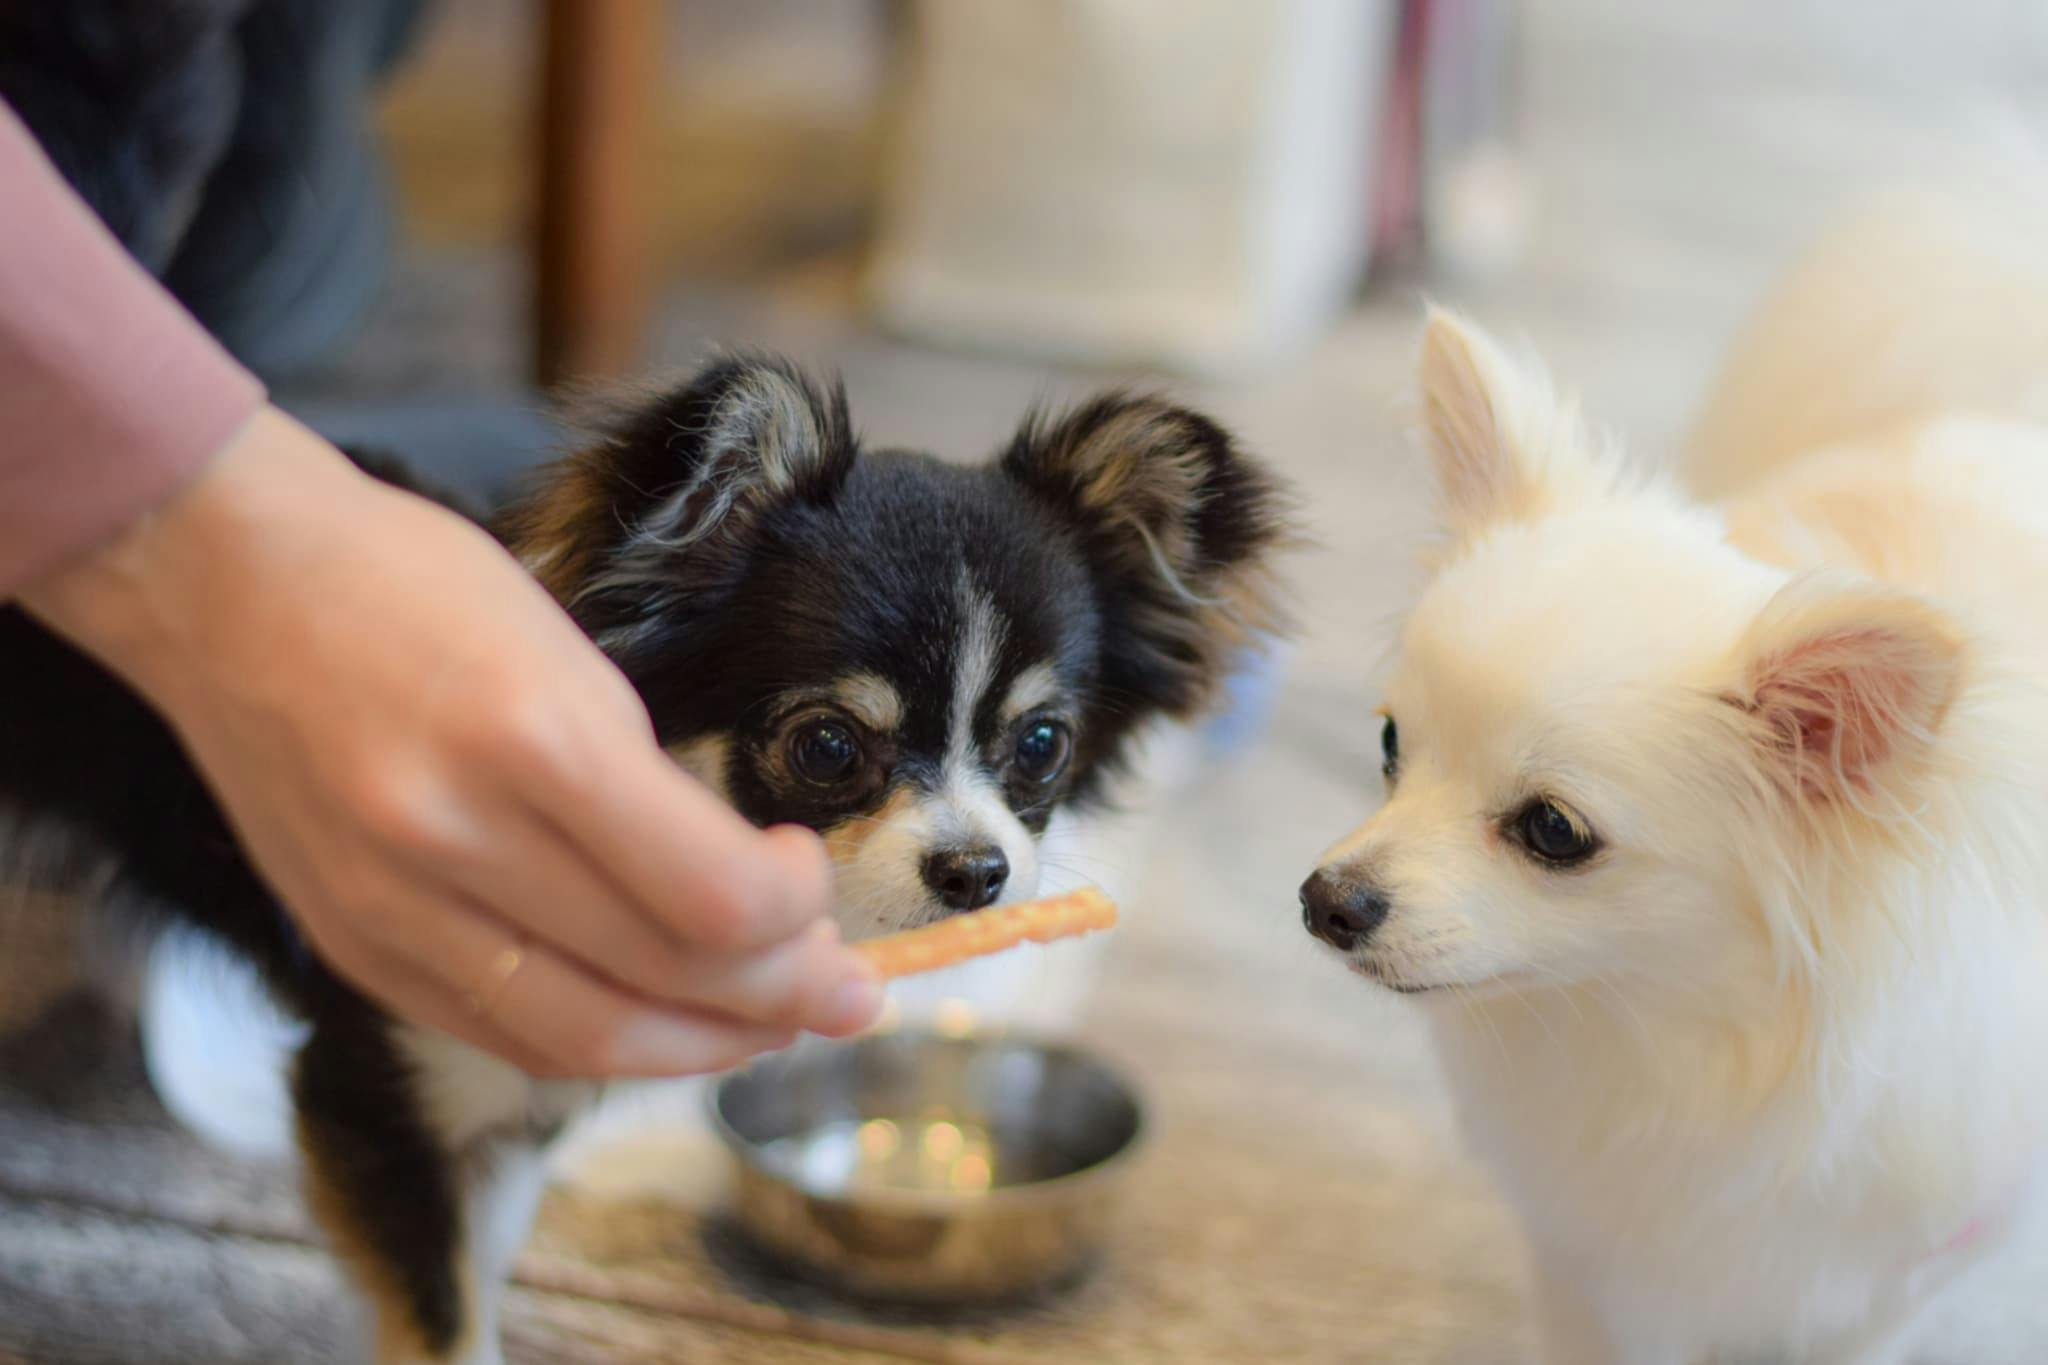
[1736, 575, 1967, 805]
[1417, 307, 1568, 538]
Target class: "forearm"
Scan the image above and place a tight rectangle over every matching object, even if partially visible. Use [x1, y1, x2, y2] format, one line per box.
[0, 99, 263, 594]
[17, 406, 377, 712]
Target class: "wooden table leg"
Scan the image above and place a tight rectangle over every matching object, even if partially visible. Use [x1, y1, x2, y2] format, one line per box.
[533, 0, 661, 388]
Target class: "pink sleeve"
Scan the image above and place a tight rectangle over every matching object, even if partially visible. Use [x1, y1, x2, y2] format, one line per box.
[0, 101, 265, 594]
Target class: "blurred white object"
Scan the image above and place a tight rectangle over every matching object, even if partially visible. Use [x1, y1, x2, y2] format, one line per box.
[141, 932, 302, 1161]
[1419, 0, 1533, 281]
[1429, 142, 1532, 279]
[868, 0, 1395, 373]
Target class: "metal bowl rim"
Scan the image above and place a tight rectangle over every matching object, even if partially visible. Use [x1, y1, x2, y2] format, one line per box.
[706, 1025, 1148, 1215]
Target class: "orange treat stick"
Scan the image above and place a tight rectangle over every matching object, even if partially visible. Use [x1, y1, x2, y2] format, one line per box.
[854, 887, 1118, 979]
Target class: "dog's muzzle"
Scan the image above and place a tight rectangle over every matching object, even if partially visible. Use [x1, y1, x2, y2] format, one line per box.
[1299, 869, 1388, 952]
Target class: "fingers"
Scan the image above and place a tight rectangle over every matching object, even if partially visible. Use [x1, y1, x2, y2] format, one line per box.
[316, 890, 800, 1079]
[486, 941, 802, 1078]
[312, 923, 554, 1072]
[416, 815, 700, 997]
[533, 743, 836, 953]
[424, 818, 881, 1037]
[646, 919, 882, 1039]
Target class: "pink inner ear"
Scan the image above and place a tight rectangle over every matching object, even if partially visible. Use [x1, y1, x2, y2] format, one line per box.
[1754, 629, 1931, 798]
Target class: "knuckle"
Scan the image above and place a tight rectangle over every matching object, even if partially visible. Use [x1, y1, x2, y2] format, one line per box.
[352, 766, 451, 855]
[684, 882, 759, 952]
[758, 944, 833, 1026]
[488, 691, 581, 781]
[765, 973, 820, 1028]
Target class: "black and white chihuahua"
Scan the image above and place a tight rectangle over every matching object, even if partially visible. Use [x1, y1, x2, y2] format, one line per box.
[0, 356, 1288, 1363]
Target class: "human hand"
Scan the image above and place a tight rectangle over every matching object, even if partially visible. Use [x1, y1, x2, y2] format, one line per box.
[21, 406, 882, 1076]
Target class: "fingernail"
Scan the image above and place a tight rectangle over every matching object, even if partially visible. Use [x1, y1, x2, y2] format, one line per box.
[819, 969, 885, 1036]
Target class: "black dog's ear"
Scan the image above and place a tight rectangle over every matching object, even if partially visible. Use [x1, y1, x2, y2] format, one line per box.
[503, 354, 854, 633]
[1003, 393, 1293, 724]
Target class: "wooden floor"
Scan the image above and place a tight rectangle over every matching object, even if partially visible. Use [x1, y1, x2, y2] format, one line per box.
[5, 3, 2045, 1361]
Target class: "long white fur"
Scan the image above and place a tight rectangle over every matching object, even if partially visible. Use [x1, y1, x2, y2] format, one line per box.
[1316, 189, 2048, 1364]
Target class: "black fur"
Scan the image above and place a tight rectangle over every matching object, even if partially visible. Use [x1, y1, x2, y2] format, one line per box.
[527, 358, 1289, 818]
[295, 1006, 465, 1354]
[1003, 393, 1291, 784]
[0, 0, 253, 269]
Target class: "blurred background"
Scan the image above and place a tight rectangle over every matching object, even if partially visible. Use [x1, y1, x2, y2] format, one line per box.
[284, 0, 2048, 462]
[5, 2, 2048, 1360]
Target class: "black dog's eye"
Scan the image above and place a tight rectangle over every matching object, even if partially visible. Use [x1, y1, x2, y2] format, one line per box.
[1380, 714, 1399, 780]
[790, 721, 861, 786]
[1014, 719, 1073, 783]
[1515, 799, 1598, 867]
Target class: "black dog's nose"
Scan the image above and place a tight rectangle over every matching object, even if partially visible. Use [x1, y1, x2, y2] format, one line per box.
[1300, 869, 1389, 951]
[923, 846, 1010, 911]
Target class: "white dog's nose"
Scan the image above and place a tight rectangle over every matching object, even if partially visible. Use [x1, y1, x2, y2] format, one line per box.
[1300, 869, 1388, 951]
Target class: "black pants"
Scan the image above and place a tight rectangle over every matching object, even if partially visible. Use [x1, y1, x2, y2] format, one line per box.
[0, 0, 432, 376]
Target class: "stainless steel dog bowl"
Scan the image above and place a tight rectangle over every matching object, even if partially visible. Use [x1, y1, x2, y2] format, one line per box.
[709, 1028, 1145, 1300]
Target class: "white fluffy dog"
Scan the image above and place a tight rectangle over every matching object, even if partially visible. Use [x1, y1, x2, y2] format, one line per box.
[1300, 190, 2048, 1364]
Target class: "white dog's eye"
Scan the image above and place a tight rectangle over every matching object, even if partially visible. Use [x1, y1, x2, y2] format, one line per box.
[1513, 798, 1598, 867]
[1379, 714, 1399, 780]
